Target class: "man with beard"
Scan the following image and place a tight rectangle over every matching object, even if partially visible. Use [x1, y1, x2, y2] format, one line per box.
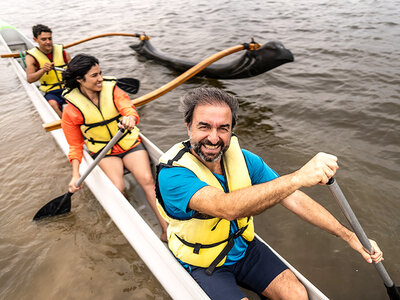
[155, 87, 383, 299]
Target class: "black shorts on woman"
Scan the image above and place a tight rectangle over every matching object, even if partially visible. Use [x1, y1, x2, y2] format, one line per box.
[90, 141, 145, 160]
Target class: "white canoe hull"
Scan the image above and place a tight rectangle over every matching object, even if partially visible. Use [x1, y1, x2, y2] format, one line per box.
[0, 22, 328, 300]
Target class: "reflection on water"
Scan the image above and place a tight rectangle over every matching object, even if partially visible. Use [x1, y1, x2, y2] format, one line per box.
[0, 0, 399, 299]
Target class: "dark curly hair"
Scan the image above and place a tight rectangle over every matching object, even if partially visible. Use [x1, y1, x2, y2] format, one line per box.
[63, 54, 99, 90]
[32, 24, 52, 38]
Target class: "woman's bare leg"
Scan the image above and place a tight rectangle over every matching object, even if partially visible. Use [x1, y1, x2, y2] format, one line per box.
[98, 156, 125, 192]
[123, 149, 168, 242]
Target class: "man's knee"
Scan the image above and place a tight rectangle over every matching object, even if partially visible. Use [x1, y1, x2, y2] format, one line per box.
[289, 282, 308, 300]
[263, 269, 308, 300]
[48, 99, 60, 110]
[48, 99, 57, 106]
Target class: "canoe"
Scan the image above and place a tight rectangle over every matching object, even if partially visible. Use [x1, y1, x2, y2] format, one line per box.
[130, 38, 294, 79]
[0, 22, 328, 300]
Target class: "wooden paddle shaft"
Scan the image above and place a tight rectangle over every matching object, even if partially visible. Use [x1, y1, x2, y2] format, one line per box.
[132, 44, 259, 107]
[64, 33, 141, 49]
[1, 32, 141, 58]
[1, 53, 20, 58]
[327, 178, 394, 287]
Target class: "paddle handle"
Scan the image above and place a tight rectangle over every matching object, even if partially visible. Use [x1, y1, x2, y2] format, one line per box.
[327, 177, 394, 287]
[76, 128, 125, 187]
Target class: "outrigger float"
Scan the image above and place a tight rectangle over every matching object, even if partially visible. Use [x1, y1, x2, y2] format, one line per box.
[130, 35, 294, 79]
[0, 23, 329, 299]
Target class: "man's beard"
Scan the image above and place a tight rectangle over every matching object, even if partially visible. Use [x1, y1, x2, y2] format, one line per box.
[190, 137, 228, 162]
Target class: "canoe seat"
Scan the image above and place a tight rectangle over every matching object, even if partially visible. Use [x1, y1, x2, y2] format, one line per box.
[7, 41, 27, 46]
[8, 42, 28, 58]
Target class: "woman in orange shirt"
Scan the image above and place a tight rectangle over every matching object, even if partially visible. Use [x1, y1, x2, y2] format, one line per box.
[61, 54, 167, 241]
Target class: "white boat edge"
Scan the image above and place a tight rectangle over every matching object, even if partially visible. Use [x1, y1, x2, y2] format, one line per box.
[0, 22, 329, 300]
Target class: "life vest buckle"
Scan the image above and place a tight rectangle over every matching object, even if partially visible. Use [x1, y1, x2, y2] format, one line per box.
[232, 226, 247, 239]
[193, 243, 202, 254]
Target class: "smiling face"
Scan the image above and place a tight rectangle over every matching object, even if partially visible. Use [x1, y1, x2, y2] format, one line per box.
[187, 103, 232, 164]
[77, 64, 103, 93]
[33, 32, 53, 54]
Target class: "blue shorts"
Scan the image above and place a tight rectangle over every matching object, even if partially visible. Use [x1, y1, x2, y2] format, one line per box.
[190, 238, 288, 299]
[44, 89, 66, 110]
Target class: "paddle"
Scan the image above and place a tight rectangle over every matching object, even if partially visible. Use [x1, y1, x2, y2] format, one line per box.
[327, 177, 400, 300]
[114, 77, 140, 94]
[43, 41, 261, 132]
[33, 128, 126, 220]
[53, 67, 140, 95]
[1, 32, 145, 58]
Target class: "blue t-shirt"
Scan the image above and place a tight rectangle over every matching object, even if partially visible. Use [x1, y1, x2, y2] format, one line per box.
[158, 149, 279, 268]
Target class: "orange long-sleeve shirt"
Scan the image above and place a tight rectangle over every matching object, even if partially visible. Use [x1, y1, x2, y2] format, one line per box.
[61, 86, 141, 163]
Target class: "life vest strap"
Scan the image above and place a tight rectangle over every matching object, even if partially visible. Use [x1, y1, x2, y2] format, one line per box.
[166, 143, 190, 166]
[87, 130, 131, 146]
[174, 225, 248, 275]
[175, 233, 228, 251]
[205, 225, 247, 275]
[88, 137, 108, 145]
[83, 115, 121, 133]
[42, 81, 63, 89]
[205, 237, 235, 275]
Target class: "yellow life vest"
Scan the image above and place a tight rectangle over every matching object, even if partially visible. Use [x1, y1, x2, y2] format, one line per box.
[63, 77, 140, 154]
[27, 44, 66, 93]
[156, 135, 255, 274]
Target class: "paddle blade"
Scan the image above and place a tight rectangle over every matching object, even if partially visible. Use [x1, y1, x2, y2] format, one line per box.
[386, 284, 400, 300]
[33, 192, 72, 220]
[116, 78, 140, 94]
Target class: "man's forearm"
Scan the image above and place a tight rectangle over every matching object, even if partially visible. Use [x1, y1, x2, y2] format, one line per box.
[189, 152, 339, 220]
[190, 172, 302, 220]
[27, 68, 45, 83]
[280, 190, 352, 240]
[280, 190, 385, 264]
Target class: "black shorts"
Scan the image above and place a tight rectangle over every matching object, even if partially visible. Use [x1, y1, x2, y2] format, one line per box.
[90, 142, 145, 160]
[190, 238, 288, 299]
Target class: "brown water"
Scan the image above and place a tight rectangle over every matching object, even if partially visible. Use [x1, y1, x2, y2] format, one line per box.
[0, 0, 399, 299]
